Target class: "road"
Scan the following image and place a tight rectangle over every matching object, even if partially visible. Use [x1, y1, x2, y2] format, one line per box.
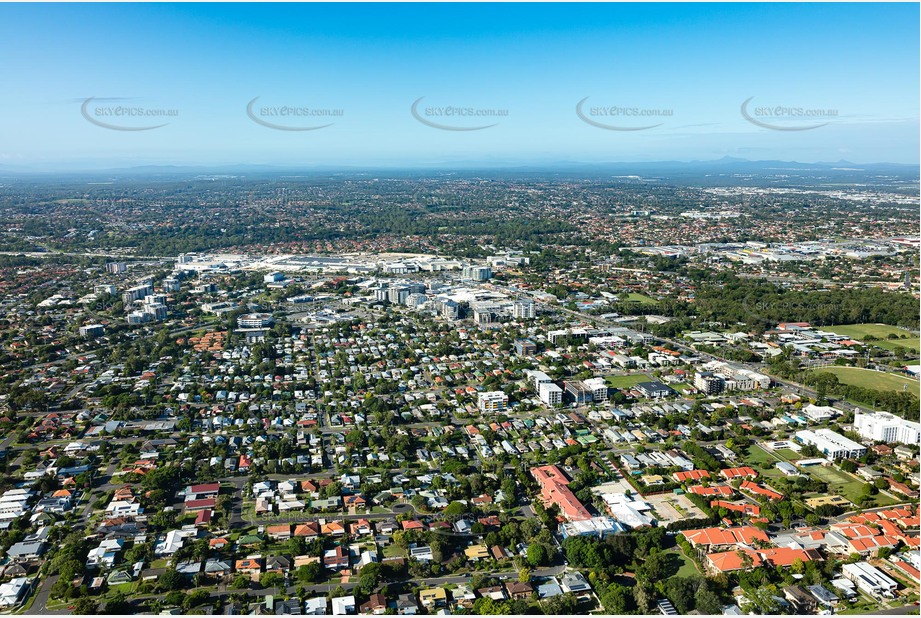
[122, 566, 568, 609]
[493, 280, 873, 413]
[30, 575, 64, 615]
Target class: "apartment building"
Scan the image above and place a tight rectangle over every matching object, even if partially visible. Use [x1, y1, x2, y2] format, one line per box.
[795, 429, 866, 460]
[854, 411, 920, 446]
[477, 391, 508, 413]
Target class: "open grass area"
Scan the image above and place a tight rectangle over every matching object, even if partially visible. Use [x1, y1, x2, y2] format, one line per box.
[824, 324, 920, 352]
[622, 292, 659, 306]
[381, 543, 404, 558]
[605, 374, 650, 389]
[825, 323, 915, 340]
[872, 338, 921, 352]
[774, 448, 802, 461]
[663, 547, 701, 578]
[812, 366, 920, 396]
[743, 444, 787, 479]
[745, 444, 779, 466]
[806, 465, 897, 507]
[808, 464, 858, 486]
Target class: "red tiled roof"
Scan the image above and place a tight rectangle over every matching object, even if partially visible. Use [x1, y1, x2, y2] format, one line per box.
[531, 465, 591, 521]
[690, 485, 734, 497]
[674, 470, 711, 483]
[740, 480, 784, 501]
[721, 467, 758, 480]
[681, 526, 769, 547]
[707, 549, 762, 572]
[711, 500, 761, 516]
[188, 482, 220, 494]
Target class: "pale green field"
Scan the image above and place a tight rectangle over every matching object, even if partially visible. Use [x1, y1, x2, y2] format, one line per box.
[605, 374, 650, 389]
[826, 324, 919, 351]
[622, 292, 659, 306]
[813, 366, 920, 396]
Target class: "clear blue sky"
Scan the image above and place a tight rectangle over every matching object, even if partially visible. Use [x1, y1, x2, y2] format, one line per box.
[0, 3, 917, 169]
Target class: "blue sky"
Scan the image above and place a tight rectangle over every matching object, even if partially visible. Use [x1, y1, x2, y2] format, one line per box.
[0, 3, 917, 169]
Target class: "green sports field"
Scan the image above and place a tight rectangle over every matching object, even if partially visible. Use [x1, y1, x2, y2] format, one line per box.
[825, 324, 920, 351]
[605, 374, 650, 389]
[813, 366, 920, 396]
[871, 338, 921, 352]
[622, 292, 659, 306]
[807, 465, 899, 507]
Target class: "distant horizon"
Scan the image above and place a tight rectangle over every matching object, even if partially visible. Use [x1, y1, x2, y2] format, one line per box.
[0, 3, 918, 169]
[1, 155, 919, 176]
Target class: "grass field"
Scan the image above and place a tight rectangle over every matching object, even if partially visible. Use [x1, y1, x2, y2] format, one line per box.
[605, 374, 650, 389]
[813, 366, 920, 396]
[807, 466, 867, 503]
[872, 338, 921, 352]
[825, 324, 920, 351]
[807, 465, 899, 507]
[744, 444, 786, 479]
[774, 448, 802, 461]
[663, 547, 701, 578]
[622, 292, 659, 306]
[745, 444, 779, 466]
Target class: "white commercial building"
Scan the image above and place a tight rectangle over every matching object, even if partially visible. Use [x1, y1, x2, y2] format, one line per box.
[802, 404, 840, 423]
[462, 265, 492, 282]
[560, 516, 625, 539]
[583, 377, 609, 402]
[238, 313, 274, 329]
[477, 391, 508, 413]
[538, 382, 563, 407]
[599, 492, 656, 529]
[122, 282, 153, 305]
[78, 324, 105, 338]
[526, 370, 554, 391]
[853, 411, 920, 446]
[795, 429, 866, 460]
[512, 299, 536, 319]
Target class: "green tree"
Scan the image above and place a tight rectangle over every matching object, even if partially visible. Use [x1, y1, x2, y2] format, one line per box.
[158, 568, 184, 591]
[526, 543, 549, 567]
[73, 598, 98, 614]
[297, 562, 323, 583]
[601, 584, 635, 614]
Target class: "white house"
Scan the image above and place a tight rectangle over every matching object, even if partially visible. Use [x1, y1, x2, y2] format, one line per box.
[332, 595, 356, 615]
